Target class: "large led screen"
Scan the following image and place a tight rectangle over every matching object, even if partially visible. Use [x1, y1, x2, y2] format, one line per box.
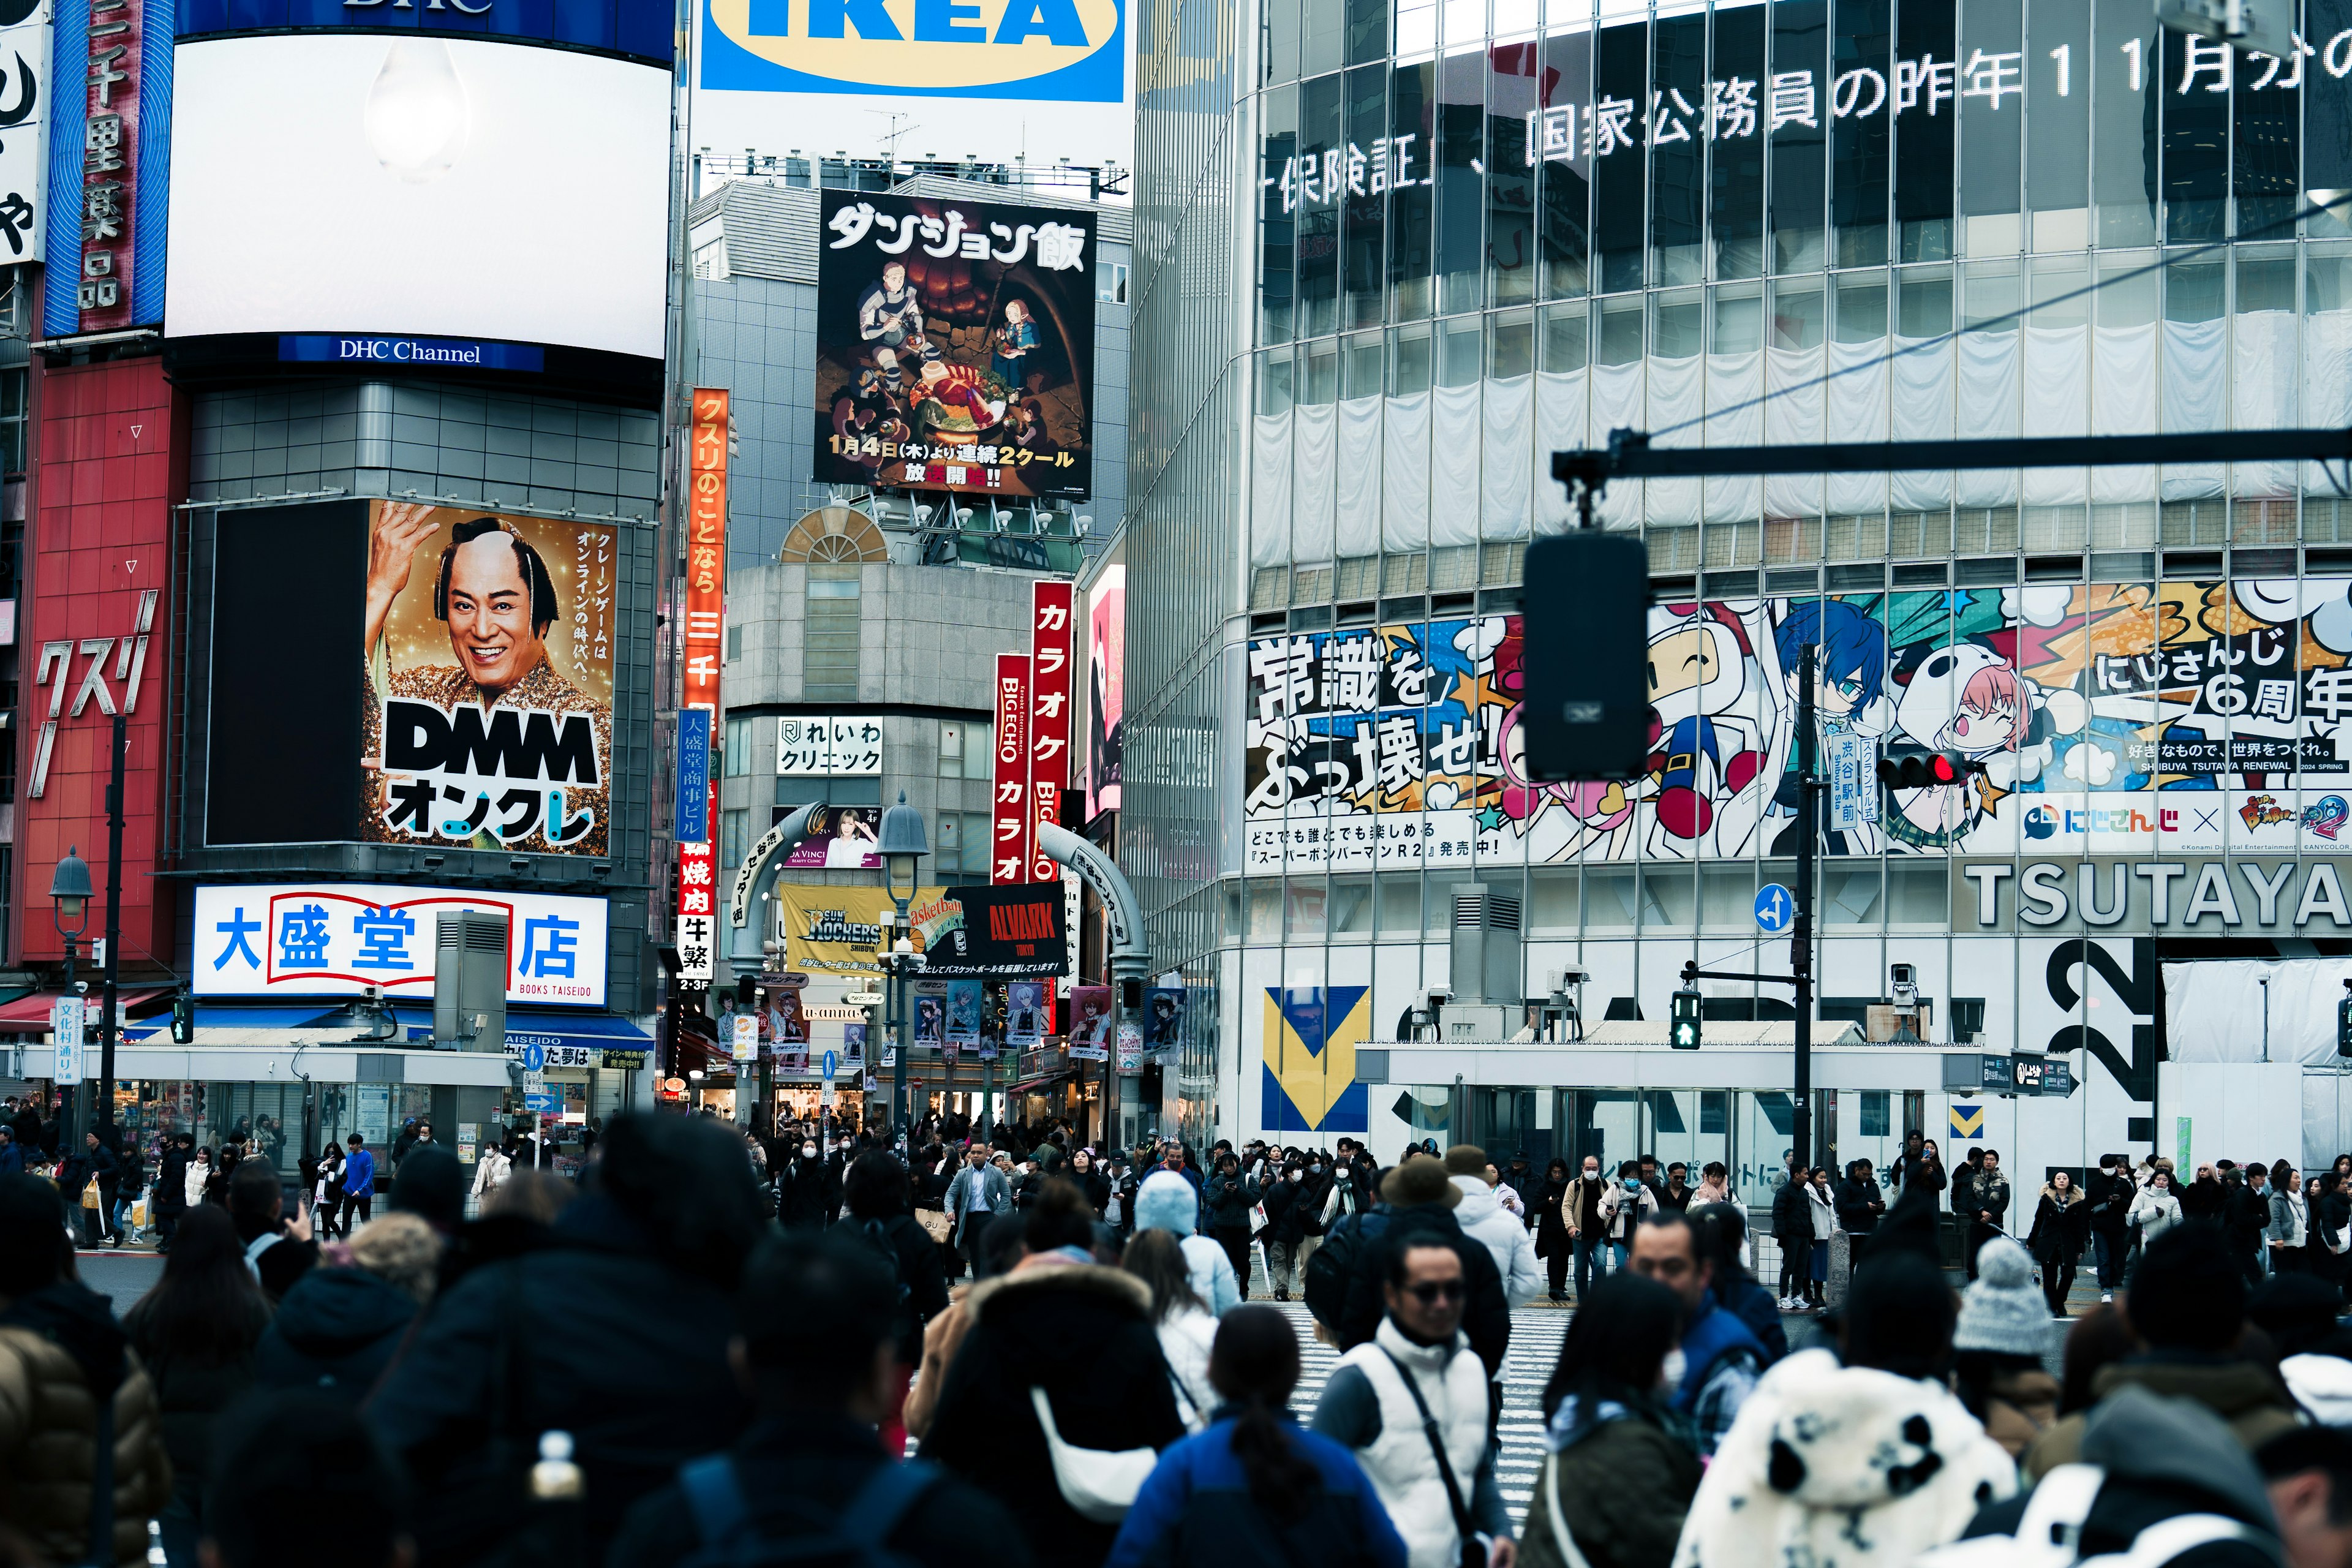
[164, 34, 667, 360]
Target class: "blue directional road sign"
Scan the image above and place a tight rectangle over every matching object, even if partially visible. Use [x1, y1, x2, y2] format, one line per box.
[523, 1091, 560, 1115]
[1754, 883, 1795, 934]
[521, 1042, 546, 1073]
[822, 1049, 839, 1081]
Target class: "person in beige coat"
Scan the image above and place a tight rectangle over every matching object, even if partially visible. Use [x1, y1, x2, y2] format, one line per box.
[0, 1173, 173, 1568]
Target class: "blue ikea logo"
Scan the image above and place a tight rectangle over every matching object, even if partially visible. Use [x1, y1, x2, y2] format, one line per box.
[699, 0, 1123, 101]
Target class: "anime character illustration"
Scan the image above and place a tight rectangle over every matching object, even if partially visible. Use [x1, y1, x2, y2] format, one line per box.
[1879, 643, 2015, 851]
[1638, 602, 1781, 858]
[1766, 598, 1893, 856]
[1069, 986, 1111, 1046]
[1144, 987, 1185, 1046]
[946, 980, 982, 1042]
[915, 996, 944, 1044]
[856, 260, 925, 348]
[1007, 982, 1046, 1045]
[991, 299, 1038, 390]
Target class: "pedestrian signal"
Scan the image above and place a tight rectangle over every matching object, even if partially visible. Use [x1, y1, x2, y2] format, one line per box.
[1875, 752, 1983, 791]
[1671, 987, 1702, 1050]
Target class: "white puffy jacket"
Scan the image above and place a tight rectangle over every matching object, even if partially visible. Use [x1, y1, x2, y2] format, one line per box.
[1452, 1175, 1543, 1307]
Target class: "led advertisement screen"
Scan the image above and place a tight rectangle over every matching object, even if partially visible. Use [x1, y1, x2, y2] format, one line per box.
[164, 33, 668, 361]
[813, 187, 1096, 500]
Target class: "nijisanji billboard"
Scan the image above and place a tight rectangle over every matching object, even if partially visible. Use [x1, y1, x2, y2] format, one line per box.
[813, 187, 1095, 502]
[1242, 581, 2352, 873]
[193, 883, 609, 1005]
[361, 500, 617, 857]
[698, 0, 1120, 101]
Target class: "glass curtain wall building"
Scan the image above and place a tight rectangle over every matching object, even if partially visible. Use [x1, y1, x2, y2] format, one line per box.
[1131, 0, 2352, 1156]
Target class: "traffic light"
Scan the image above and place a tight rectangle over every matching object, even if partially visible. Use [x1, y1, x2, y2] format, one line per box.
[168, 990, 194, 1046]
[1876, 752, 1983, 791]
[1671, 986, 1702, 1050]
[1523, 531, 1650, 782]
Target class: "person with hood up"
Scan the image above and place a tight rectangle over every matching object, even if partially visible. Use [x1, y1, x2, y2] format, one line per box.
[253, 1212, 440, 1404]
[2127, 1166, 2185, 1250]
[2023, 1218, 2302, 1482]
[777, 1131, 837, 1229]
[1446, 1145, 1544, 1309]
[1950, 1237, 2062, 1460]
[1671, 1252, 2016, 1568]
[1518, 1272, 1702, 1568]
[1135, 1167, 1242, 1316]
[1122, 1229, 1220, 1427]
[1108, 1304, 1406, 1568]
[1923, 1385, 2287, 1568]
[369, 1114, 766, 1568]
[920, 1180, 1189, 1568]
[1313, 1237, 1513, 1568]
[2027, 1169, 2092, 1317]
[122, 1204, 272, 1568]
[0, 1172, 173, 1568]
[1536, 1159, 1574, 1304]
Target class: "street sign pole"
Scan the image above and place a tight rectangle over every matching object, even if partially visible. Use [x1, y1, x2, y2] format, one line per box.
[1793, 643, 1817, 1174]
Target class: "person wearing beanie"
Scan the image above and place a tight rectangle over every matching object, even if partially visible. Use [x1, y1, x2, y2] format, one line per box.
[2023, 1218, 2302, 1482]
[1443, 1144, 1543, 1308]
[1133, 1167, 1241, 1314]
[1952, 1237, 2061, 1458]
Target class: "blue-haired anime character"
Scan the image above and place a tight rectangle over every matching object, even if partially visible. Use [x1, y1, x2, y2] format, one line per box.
[1770, 599, 1890, 853]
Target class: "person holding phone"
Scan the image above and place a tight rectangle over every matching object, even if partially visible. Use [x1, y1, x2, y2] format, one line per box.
[227, 1159, 317, 1303]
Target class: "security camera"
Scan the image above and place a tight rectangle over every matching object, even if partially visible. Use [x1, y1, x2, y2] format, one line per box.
[1889, 963, 1918, 1009]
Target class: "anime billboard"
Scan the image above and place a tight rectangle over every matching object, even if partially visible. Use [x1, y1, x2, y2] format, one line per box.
[1242, 580, 2352, 870]
[813, 188, 1095, 501]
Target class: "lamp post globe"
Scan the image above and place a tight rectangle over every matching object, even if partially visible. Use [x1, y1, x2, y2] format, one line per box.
[875, 791, 929, 1144]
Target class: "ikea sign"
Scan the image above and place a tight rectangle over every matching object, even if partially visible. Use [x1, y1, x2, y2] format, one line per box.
[699, 0, 1123, 100]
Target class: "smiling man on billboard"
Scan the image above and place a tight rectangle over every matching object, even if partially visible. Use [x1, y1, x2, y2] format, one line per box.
[360, 500, 616, 856]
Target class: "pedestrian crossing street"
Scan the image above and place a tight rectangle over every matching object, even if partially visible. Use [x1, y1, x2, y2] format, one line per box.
[1273, 1298, 1569, 1529]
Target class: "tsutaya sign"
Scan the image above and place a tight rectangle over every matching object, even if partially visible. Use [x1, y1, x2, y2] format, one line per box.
[1957, 858, 2352, 931]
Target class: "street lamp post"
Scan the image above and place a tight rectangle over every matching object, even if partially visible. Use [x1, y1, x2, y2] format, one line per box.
[877, 791, 929, 1148]
[49, 847, 92, 1150]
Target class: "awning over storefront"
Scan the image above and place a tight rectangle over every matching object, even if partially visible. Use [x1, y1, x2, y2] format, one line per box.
[1005, 1069, 1075, 1095]
[0, 988, 171, 1032]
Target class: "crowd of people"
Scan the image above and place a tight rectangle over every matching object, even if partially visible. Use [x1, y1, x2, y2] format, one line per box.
[9, 1110, 2352, 1568]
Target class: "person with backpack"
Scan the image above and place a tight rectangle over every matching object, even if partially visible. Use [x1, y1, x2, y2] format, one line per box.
[1335, 1156, 1512, 1378]
[840, 1152, 951, 1457]
[1107, 1304, 1407, 1568]
[608, 1226, 1034, 1568]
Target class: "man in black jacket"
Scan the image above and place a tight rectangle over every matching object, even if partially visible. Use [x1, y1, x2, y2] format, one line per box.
[1962, 1150, 2010, 1281]
[155, 1132, 191, 1254]
[371, 1114, 767, 1568]
[229, 1160, 317, 1300]
[2084, 1151, 2135, 1303]
[609, 1229, 1026, 1568]
[1336, 1154, 1512, 1376]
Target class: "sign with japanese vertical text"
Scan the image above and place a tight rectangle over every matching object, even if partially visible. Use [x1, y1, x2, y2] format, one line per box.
[1028, 579, 1072, 882]
[992, 652, 1030, 884]
[678, 388, 729, 989]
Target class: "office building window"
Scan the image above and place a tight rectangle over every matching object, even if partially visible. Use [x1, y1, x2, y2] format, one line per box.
[805, 562, 861, 701]
[940, 720, 968, 778]
[723, 715, 752, 777]
[720, 809, 747, 869]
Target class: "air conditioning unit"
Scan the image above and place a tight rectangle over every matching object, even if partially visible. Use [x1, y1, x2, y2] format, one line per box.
[434, 911, 508, 1051]
[1449, 884, 1524, 1008]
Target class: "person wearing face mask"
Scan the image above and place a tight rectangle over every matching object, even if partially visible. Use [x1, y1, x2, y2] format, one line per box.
[1559, 1156, 1613, 1304]
[1517, 1273, 1698, 1568]
[1261, 1161, 1314, 1302]
[777, 1133, 837, 1230]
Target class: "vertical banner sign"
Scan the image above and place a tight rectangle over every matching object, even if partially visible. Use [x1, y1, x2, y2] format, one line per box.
[0, 0, 48, 268]
[676, 707, 712, 843]
[991, 653, 1031, 885]
[78, 0, 135, 327]
[677, 388, 731, 989]
[1028, 581, 1073, 882]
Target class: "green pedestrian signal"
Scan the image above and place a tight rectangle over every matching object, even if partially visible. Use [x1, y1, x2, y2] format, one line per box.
[1672, 986, 1702, 1050]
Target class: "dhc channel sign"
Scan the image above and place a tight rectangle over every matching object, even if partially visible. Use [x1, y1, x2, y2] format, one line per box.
[698, 0, 1123, 100]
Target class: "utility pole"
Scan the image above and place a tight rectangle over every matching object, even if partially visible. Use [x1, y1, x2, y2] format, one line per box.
[1792, 644, 1817, 1173]
[99, 713, 126, 1136]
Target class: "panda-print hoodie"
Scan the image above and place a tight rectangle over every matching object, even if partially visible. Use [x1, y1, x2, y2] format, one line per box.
[1672, 1348, 2018, 1568]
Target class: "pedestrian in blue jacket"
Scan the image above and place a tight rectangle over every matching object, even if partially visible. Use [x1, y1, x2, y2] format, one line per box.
[341, 1133, 377, 1230]
[1106, 1304, 1406, 1568]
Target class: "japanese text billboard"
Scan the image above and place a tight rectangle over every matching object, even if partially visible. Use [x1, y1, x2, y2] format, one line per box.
[992, 652, 1030, 883]
[1028, 579, 1072, 880]
[194, 882, 609, 1005]
[814, 188, 1095, 501]
[772, 883, 950, 976]
[677, 389, 729, 989]
[1244, 581, 2352, 871]
[361, 500, 616, 857]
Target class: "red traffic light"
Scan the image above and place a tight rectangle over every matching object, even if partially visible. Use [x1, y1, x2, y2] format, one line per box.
[1876, 752, 1983, 791]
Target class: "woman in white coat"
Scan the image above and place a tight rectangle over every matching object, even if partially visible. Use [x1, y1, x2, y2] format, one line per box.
[1121, 1227, 1220, 1427]
[2127, 1166, 2184, 1248]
